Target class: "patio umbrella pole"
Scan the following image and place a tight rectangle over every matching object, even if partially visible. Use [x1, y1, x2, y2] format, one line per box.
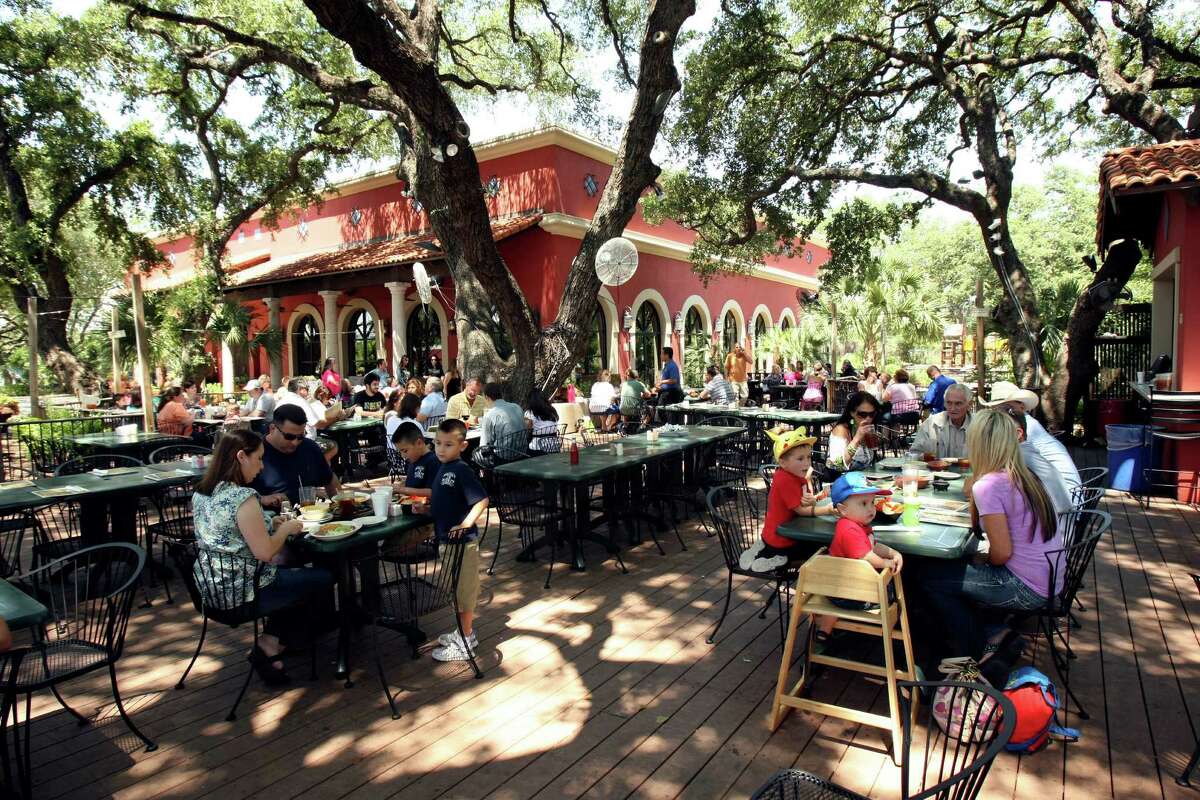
[975, 277, 987, 402]
[130, 273, 156, 433]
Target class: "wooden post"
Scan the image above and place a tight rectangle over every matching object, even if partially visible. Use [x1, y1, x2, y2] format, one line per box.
[26, 296, 40, 418]
[109, 306, 124, 398]
[130, 274, 156, 433]
[975, 277, 987, 402]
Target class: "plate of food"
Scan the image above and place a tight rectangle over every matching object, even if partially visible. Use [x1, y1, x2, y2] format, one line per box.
[874, 496, 905, 523]
[875, 457, 907, 470]
[927, 459, 950, 471]
[308, 520, 362, 540]
[931, 471, 962, 480]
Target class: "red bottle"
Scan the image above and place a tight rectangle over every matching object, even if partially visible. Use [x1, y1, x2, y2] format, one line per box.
[569, 441, 580, 465]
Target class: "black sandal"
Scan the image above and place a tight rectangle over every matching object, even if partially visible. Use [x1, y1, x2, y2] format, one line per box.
[249, 646, 291, 686]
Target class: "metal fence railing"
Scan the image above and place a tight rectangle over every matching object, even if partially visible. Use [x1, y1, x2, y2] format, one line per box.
[0, 414, 146, 482]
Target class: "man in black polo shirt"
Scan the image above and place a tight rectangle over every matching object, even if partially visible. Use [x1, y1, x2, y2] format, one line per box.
[353, 374, 386, 417]
[252, 404, 340, 508]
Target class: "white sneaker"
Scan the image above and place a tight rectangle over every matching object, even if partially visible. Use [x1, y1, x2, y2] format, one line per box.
[432, 640, 476, 662]
[437, 630, 478, 648]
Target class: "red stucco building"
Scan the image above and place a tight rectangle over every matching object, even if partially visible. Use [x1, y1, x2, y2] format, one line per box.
[146, 127, 826, 390]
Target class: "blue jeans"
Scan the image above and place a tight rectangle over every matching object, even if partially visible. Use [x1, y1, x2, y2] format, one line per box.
[920, 561, 1046, 659]
[258, 566, 334, 641]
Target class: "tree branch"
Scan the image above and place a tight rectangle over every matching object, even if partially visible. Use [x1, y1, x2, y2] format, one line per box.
[599, 0, 636, 86]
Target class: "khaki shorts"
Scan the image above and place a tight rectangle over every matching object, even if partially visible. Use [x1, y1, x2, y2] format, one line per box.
[731, 381, 749, 401]
[454, 540, 481, 613]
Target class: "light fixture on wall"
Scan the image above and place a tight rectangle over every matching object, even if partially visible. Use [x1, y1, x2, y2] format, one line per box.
[623, 307, 634, 331]
[673, 312, 683, 333]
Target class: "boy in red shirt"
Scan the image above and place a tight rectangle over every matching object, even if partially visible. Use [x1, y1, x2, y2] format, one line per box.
[816, 471, 904, 641]
[741, 428, 832, 571]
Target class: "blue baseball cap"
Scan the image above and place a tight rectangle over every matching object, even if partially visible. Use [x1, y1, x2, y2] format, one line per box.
[830, 471, 891, 506]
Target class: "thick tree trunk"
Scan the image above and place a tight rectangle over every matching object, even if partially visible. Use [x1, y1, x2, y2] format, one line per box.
[304, 0, 695, 399]
[1044, 238, 1142, 434]
[10, 257, 91, 393]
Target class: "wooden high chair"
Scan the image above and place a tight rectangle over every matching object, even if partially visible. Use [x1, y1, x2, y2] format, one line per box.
[770, 548, 917, 760]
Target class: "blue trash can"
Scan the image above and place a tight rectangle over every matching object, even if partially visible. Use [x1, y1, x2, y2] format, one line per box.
[1106, 424, 1155, 492]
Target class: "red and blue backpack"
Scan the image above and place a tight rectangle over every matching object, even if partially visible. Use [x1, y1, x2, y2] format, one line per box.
[1002, 667, 1080, 753]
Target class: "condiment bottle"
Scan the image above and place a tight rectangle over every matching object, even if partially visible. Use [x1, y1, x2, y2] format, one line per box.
[569, 441, 580, 465]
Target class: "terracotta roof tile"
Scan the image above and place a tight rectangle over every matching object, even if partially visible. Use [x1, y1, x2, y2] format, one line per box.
[1099, 139, 1200, 195]
[226, 212, 543, 289]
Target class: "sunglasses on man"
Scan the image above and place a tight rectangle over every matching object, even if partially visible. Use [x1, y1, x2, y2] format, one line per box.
[272, 425, 305, 441]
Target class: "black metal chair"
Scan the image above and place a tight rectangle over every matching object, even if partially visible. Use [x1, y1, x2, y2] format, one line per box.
[705, 486, 795, 645]
[359, 535, 484, 719]
[529, 423, 568, 454]
[1076, 466, 1108, 489]
[166, 542, 318, 720]
[759, 464, 777, 490]
[750, 680, 1015, 800]
[147, 444, 211, 464]
[424, 414, 445, 430]
[698, 416, 753, 488]
[3, 544, 155, 796]
[1141, 389, 1200, 506]
[143, 476, 202, 605]
[386, 444, 407, 482]
[487, 472, 572, 588]
[0, 510, 33, 579]
[29, 500, 86, 571]
[53, 453, 143, 476]
[1069, 485, 1104, 514]
[1025, 509, 1111, 719]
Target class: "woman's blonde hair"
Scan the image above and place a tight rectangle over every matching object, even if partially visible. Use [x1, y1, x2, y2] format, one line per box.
[967, 408, 1057, 541]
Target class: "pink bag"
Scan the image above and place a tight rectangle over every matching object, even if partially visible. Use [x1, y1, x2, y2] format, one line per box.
[932, 658, 1003, 741]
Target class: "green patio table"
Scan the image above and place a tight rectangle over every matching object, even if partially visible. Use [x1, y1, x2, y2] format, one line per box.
[68, 430, 185, 463]
[0, 579, 49, 628]
[774, 477, 979, 559]
[495, 425, 742, 570]
[0, 462, 202, 546]
[325, 417, 387, 477]
[297, 511, 430, 684]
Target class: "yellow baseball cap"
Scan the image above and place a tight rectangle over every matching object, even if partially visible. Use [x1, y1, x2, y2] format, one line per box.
[766, 427, 817, 462]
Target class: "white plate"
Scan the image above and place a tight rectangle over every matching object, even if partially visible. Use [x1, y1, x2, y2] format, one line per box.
[307, 520, 363, 540]
[357, 514, 387, 527]
[876, 457, 908, 470]
[931, 471, 962, 480]
[298, 512, 333, 524]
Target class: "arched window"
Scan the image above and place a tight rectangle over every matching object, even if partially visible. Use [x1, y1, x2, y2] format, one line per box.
[780, 315, 793, 331]
[722, 310, 738, 357]
[754, 316, 769, 370]
[634, 302, 662, 380]
[580, 302, 607, 377]
[346, 309, 376, 376]
[406, 304, 441, 374]
[683, 307, 707, 387]
[292, 315, 321, 377]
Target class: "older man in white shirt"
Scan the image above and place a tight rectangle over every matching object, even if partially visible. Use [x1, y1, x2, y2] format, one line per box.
[984, 381, 1081, 496]
[911, 383, 973, 459]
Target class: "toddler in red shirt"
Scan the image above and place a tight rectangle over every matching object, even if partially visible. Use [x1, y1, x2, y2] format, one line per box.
[740, 428, 831, 572]
[817, 471, 903, 640]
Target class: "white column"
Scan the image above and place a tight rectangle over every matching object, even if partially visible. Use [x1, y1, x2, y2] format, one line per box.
[385, 281, 407, 373]
[318, 290, 340, 364]
[220, 339, 235, 394]
[264, 297, 282, 386]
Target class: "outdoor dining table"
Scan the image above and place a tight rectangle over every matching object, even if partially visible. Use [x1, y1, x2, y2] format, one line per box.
[661, 402, 839, 434]
[68, 430, 185, 463]
[325, 417, 387, 475]
[0, 578, 48, 629]
[494, 425, 743, 571]
[296, 512, 430, 685]
[775, 472, 979, 559]
[0, 462, 202, 546]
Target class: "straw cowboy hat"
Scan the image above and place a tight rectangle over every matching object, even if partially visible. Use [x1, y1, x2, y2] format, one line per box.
[982, 381, 1039, 412]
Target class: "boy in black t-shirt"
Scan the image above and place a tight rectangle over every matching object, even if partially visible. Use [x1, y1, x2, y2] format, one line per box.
[425, 418, 489, 662]
[390, 422, 439, 499]
[352, 374, 386, 416]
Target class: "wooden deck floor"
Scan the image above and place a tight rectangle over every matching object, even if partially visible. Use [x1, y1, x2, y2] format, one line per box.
[16, 447, 1200, 799]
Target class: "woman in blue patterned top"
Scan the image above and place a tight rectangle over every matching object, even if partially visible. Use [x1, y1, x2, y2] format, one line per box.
[192, 429, 333, 685]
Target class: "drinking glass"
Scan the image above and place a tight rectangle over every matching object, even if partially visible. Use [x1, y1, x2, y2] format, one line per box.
[299, 486, 316, 507]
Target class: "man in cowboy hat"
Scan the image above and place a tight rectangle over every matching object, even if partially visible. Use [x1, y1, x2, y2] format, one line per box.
[982, 381, 1081, 493]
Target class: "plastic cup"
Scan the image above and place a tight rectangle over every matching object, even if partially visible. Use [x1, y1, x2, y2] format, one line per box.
[371, 488, 390, 517]
[901, 497, 921, 527]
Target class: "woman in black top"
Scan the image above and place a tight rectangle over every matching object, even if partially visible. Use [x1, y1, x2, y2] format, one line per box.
[425, 354, 444, 378]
